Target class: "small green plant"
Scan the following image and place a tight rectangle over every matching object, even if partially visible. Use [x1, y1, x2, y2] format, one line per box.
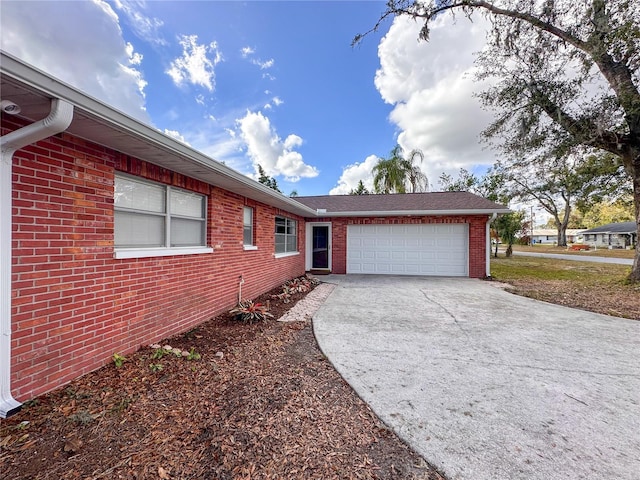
[23, 398, 39, 409]
[14, 421, 30, 431]
[229, 300, 274, 323]
[69, 410, 95, 425]
[112, 353, 126, 368]
[112, 395, 134, 413]
[151, 348, 166, 360]
[186, 347, 201, 361]
[149, 363, 163, 372]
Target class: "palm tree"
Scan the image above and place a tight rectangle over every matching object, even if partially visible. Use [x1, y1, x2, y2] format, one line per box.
[372, 145, 428, 194]
[403, 148, 427, 193]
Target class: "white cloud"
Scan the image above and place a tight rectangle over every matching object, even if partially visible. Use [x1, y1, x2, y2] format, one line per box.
[272, 96, 284, 106]
[163, 129, 190, 145]
[240, 46, 275, 70]
[241, 46, 255, 57]
[167, 35, 222, 91]
[374, 14, 497, 189]
[330, 155, 379, 195]
[0, 0, 150, 122]
[112, 0, 166, 45]
[237, 111, 319, 182]
[255, 58, 274, 69]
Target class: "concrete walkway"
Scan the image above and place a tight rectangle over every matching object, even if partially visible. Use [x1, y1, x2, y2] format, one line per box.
[313, 275, 640, 480]
[509, 250, 634, 265]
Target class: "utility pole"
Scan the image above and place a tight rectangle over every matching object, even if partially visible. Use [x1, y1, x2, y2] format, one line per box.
[530, 206, 535, 246]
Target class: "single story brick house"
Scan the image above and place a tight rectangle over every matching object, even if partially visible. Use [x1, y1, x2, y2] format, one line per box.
[0, 52, 508, 417]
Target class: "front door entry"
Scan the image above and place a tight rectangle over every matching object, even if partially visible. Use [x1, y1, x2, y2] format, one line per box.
[311, 225, 330, 269]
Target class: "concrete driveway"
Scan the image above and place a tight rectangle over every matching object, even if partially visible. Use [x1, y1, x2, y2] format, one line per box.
[313, 275, 640, 480]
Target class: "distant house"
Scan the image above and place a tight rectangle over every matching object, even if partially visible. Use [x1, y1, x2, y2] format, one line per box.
[1, 52, 508, 417]
[530, 229, 585, 245]
[580, 222, 637, 249]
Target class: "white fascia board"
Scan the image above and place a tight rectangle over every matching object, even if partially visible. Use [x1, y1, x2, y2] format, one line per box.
[0, 52, 317, 219]
[321, 209, 512, 217]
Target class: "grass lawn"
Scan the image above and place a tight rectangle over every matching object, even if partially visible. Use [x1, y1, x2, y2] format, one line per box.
[510, 244, 635, 259]
[490, 255, 640, 320]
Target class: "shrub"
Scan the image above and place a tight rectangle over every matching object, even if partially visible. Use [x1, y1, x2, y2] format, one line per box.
[271, 274, 320, 304]
[112, 353, 126, 368]
[229, 300, 274, 323]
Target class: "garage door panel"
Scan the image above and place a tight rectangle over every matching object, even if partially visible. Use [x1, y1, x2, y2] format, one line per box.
[347, 224, 468, 276]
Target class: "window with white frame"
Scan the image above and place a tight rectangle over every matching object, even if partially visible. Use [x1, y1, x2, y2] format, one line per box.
[275, 216, 297, 254]
[243, 206, 254, 246]
[114, 174, 207, 249]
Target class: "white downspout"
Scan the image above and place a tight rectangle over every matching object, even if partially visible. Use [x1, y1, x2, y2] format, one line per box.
[486, 213, 497, 278]
[0, 99, 74, 418]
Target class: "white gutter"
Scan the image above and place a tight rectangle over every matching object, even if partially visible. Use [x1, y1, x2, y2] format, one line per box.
[486, 213, 497, 277]
[320, 208, 511, 217]
[0, 98, 74, 418]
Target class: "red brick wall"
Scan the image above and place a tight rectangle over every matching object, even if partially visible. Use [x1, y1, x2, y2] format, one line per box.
[7, 118, 305, 401]
[318, 215, 489, 278]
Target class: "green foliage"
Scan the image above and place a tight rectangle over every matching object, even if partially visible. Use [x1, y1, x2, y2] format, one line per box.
[494, 211, 526, 257]
[271, 274, 319, 305]
[373, 145, 427, 194]
[187, 347, 201, 361]
[493, 149, 630, 245]
[579, 196, 635, 228]
[69, 410, 96, 425]
[149, 363, 163, 372]
[349, 180, 370, 195]
[257, 164, 282, 193]
[229, 300, 274, 323]
[543, 209, 585, 229]
[112, 353, 126, 368]
[151, 348, 166, 360]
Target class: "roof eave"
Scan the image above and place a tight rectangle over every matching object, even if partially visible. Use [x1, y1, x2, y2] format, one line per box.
[312, 208, 512, 218]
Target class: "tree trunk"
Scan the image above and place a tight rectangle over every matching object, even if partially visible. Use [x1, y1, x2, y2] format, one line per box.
[629, 154, 640, 283]
[506, 244, 513, 257]
[555, 200, 571, 247]
[558, 229, 567, 247]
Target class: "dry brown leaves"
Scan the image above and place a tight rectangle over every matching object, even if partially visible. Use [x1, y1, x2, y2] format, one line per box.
[504, 279, 640, 320]
[0, 285, 444, 480]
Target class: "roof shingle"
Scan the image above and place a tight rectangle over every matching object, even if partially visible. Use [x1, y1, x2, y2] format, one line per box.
[293, 192, 508, 215]
[580, 222, 636, 234]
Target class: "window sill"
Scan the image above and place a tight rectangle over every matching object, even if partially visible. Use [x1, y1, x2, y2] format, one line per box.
[243, 245, 258, 251]
[274, 251, 300, 259]
[114, 246, 214, 259]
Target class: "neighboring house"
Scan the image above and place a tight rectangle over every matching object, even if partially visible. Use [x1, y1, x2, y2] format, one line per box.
[580, 222, 637, 249]
[531, 229, 585, 244]
[0, 52, 508, 417]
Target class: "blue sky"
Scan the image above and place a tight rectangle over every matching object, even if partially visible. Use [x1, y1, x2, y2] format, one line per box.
[1, 0, 497, 196]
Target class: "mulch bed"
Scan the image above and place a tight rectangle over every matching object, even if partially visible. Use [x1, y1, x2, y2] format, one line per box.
[0, 281, 444, 480]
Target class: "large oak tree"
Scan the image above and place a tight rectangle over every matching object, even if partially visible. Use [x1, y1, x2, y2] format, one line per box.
[358, 0, 640, 281]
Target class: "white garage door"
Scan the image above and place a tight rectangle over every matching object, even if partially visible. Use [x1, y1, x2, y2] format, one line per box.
[347, 224, 468, 276]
